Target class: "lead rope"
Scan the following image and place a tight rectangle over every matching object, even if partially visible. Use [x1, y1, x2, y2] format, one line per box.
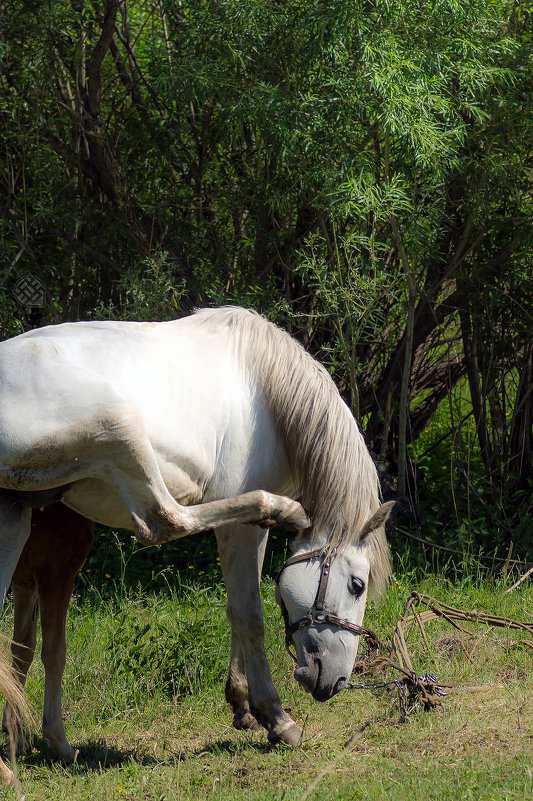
[346, 591, 533, 720]
[277, 556, 532, 719]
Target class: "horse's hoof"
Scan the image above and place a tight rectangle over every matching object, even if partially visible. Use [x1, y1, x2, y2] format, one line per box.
[59, 744, 77, 763]
[277, 500, 312, 531]
[268, 721, 302, 746]
[43, 734, 76, 763]
[232, 712, 262, 732]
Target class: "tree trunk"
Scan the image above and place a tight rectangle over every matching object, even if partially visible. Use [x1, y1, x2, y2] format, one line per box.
[460, 308, 494, 474]
[509, 342, 533, 491]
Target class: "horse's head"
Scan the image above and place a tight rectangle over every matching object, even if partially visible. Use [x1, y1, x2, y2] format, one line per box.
[275, 502, 393, 701]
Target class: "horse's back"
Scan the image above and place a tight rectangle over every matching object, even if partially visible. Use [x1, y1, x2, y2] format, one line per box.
[0, 312, 284, 510]
[0, 322, 137, 459]
[0, 317, 232, 455]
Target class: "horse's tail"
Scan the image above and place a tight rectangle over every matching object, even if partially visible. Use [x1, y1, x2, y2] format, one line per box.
[0, 641, 32, 790]
[0, 639, 31, 733]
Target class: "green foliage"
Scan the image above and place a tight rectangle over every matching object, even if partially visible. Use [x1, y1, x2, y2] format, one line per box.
[407, 378, 533, 563]
[107, 589, 227, 701]
[2, 0, 528, 312]
[0, 0, 532, 559]
[94, 254, 185, 322]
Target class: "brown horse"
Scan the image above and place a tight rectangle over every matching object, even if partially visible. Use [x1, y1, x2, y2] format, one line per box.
[3, 504, 93, 764]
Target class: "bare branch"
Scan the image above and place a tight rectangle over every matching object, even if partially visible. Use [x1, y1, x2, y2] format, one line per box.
[86, 0, 120, 115]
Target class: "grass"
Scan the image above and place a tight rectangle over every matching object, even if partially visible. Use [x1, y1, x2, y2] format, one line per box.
[0, 560, 532, 800]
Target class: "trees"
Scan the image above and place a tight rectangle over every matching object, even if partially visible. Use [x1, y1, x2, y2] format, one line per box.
[1, 0, 531, 555]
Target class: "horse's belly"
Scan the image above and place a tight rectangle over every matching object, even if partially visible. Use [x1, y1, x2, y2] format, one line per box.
[61, 459, 207, 530]
[62, 479, 133, 528]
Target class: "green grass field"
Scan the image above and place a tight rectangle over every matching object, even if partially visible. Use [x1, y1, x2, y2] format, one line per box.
[0, 557, 531, 800]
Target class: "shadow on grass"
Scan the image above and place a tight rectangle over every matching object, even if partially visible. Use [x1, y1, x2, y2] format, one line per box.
[190, 738, 277, 758]
[14, 733, 277, 776]
[16, 736, 162, 774]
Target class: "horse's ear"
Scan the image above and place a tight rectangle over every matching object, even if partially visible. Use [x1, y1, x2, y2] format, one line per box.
[360, 501, 395, 542]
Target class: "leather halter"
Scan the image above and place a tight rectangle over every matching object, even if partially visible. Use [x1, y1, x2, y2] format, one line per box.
[276, 547, 373, 662]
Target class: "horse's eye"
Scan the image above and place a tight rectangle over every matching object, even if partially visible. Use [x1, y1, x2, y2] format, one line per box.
[349, 576, 366, 598]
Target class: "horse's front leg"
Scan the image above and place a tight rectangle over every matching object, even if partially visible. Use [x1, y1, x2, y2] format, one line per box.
[216, 524, 301, 746]
[186, 491, 310, 535]
[136, 491, 311, 546]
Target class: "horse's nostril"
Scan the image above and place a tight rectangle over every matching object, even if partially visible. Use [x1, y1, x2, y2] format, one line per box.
[333, 677, 347, 696]
[294, 659, 321, 694]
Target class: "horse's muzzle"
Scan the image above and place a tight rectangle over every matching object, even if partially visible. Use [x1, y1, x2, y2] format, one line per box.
[294, 659, 347, 701]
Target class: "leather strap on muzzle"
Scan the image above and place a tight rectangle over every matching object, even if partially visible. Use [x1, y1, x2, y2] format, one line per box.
[276, 547, 375, 662]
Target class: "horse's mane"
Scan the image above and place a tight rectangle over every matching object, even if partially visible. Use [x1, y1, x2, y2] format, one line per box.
[193, 306, 390, 596]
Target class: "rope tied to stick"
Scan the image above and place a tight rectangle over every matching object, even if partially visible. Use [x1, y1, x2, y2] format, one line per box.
[346, 591, 533, 719]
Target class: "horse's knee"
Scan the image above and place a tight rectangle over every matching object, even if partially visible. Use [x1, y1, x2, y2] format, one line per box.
[131, 504, 191, 545]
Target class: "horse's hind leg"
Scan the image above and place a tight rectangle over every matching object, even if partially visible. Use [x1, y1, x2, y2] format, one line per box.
[38, 577, 78, 761]
[32, 506, 93, 762]
[0, 493, 32, 610]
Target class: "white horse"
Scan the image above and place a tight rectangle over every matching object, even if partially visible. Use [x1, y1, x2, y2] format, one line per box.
[0, 306, 391, 781]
